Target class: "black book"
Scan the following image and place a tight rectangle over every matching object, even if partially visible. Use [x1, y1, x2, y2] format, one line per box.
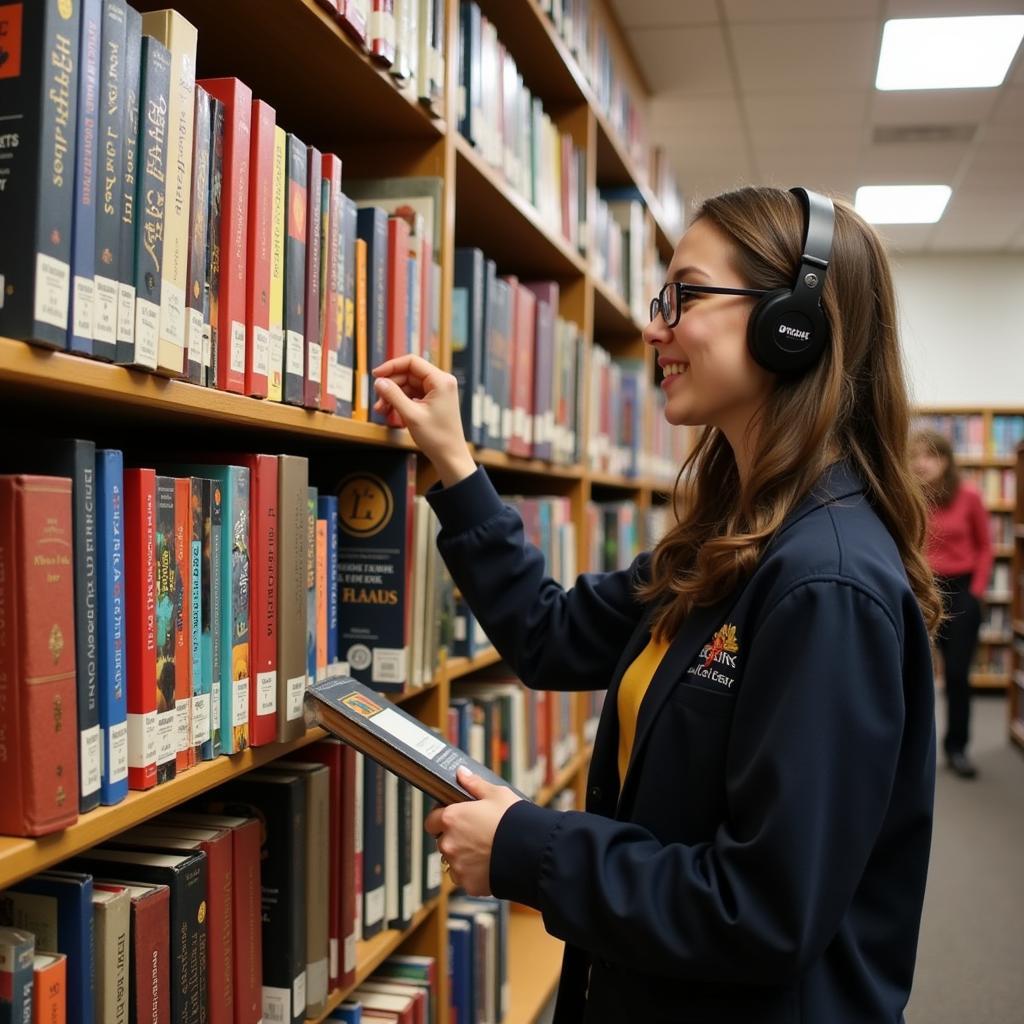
[0, 0, 81, 349]
[362, 757, 387, 941]
[282, 134, 307, 407]
[115, 6, 140, 357]
[68, 848, 207, 1024]
[193, 772, 307, 1024]
[93, 0, 128, 361]
[354, 206, 388, 424]
[452, 247, 485, 446]
[391, 777, 414, 931]
[205, 95, 224, 389]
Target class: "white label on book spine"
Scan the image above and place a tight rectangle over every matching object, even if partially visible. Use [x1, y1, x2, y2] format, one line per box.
[211, 677, 221, 736]
[254, 325, 271, 377]
[286, 673, 305, 721]
[472, 391, 482, 432]
[175, 697, 192, 752]
[161, 280, 186, 344]
[134, 297, 160, 367]
[34, 253, 70, 329]
[329, 940, 338, 983]
[263, 987, 288, 1023]
[308, 959, 328, 1003]
[156, 709, 176, 766]
[202, 323, 212, 369]
[94, 276, 119, 344]
[286, 330, 304, 376]
[338, 364, 353, 402]
[402, 882, 414, 915]
[71, 277, 95, 338]
[372, 647, 406, 685]
[127, 710, 158, 767]
[270, 326, 284, 379]
[327, 359, 341, 400]
[344, 933, 356, 974]
[293, 971, 306, 1019]
[454, 615, 467, 642]
[257, 671, 276, 716]
[372, 707, 446, 759]
[80, 723, 101, 796]
[365, 885, 385, 927]
[117, 283, 136, 344]
[308, 340, 322, 384]
[187, 308, 204, 365]
[109, 720, 129, 784]
[233, 677, 249, 727]
[193, 693, 211, 745]
[427, 850, 442, 889]
[369, 11, 395, 41]
[230, 320, 246, 374]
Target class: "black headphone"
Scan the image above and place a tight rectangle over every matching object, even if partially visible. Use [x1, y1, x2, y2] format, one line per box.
[747, 187, 835, 375]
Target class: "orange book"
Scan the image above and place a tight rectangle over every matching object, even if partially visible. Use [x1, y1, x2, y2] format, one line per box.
[316, 518, 327, 682]
[353, 237, 369, 421]
[32, 952, 66, 1024]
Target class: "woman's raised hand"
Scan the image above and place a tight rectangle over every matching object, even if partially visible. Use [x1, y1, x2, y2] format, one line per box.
[372, 354, 477, 487]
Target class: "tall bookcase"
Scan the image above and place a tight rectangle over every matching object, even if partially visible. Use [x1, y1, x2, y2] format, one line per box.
[1011, 442, 1024, 751]
[0, 2, 675, 1023]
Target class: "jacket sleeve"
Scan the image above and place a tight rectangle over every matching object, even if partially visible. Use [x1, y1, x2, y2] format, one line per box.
[425, 467, 649, 692]
[490, 579, 911, 984]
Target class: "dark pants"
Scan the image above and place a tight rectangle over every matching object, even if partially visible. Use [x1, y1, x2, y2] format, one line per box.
[935, 574, 981, 755]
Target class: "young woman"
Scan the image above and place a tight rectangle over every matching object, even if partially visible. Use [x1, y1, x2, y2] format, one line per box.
[911, 429, 992, 778]
[373, 187, 940, 1023]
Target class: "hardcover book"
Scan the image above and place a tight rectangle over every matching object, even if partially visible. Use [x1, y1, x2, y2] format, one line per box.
[268, 125, 287, 402]
[31, 951, 66, 1024]
[153, 476, 177, 784]
[0, 928, 34, 1024]
[185, 87, 211, 386]
[115, 7, 141, 357]
[304, 145, 323, 410]
[244, 99, 276, 398]
[173, 477, 193, 771]
[277, 456, 309, 742]
[283, 135, 307, 407]
[354, 207, 388, 424]
[204, 95, 225, 388]
[320, 153, 343, 414]
[336, 195, 357, 418]
[89, 886, 129, 1024]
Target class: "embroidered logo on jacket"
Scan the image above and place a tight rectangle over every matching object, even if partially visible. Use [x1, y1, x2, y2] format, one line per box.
[687, 624, 740, 689]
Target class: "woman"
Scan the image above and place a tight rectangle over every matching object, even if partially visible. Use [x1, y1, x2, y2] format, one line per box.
[911, 429, 992, 779]
[373, 186, 939, 1023]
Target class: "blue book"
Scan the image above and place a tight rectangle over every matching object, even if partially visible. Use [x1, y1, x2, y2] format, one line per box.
[308, 487, 318, 684]
[447, 917, 474, 1024]
[450, 895, 509, 1023]
[96, 449, 127, 805]
[452, 248, 485, 446]
[5, 872, 94, 1024]
[318, 495, 339, 670]
[69, 0, 102, 356]
[355, 206, 388, 424]
[328, 1002, 361, 1023]
[0, 928, 34, 1024]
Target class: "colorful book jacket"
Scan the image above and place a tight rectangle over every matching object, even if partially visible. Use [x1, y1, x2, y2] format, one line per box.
[304, 145, 323, 410]
[283, 134, 307, 407]
[204, 95, 225, 388]
[173, 477, 193, 772]
[185, 87, 211, 385]
[190, 477, 211, 761]
[153, 476, 177, 785]
[268, 125, 287, 402]
[115, 7, 141, 355]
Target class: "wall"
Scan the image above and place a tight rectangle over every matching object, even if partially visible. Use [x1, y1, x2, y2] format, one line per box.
[890, 253, 1024, 408]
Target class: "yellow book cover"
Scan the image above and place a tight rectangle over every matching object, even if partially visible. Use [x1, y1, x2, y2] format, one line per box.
[268, 125, 287, 402]
[353, 237, 369, 422]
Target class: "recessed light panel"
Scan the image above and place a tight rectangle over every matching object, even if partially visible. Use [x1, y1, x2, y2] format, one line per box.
[854, 185, 952, 224]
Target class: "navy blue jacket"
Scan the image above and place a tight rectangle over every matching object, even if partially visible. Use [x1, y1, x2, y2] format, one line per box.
[426, 461, 935, 1024]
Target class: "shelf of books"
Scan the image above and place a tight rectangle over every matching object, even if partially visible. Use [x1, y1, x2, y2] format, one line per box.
[0, 0, 683, 1022]
[1011, 443, 1024, 751]
[914, 408, 1024, 691]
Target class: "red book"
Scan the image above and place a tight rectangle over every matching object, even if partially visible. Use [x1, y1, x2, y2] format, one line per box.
[124, 468, 158, 791]
[319, 153, 342, 413]
[0, 476, 79, 837]
[198, 78, 252, 395]
[386, 215, 409, 360]
[338, 1, 368, 44]
[116, 882, 171, 1024]
[245, 99, 275, 399]
[304, 145, 323, 409]
[502, 278, 535, 457]
[418, 237, 431, 360]
[369, 0, 396, 65]
[32, 952, 67, 1024]
[173, 478, 193, 774]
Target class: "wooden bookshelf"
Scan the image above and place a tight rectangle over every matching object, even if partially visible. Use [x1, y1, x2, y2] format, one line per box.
[506, 909, 565, 1024]
[1011, 443, 1024, 750]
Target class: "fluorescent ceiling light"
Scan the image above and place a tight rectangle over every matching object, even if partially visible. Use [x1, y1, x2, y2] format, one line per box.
[854, 185, 952, 224]
[876, 16, 1024, 90]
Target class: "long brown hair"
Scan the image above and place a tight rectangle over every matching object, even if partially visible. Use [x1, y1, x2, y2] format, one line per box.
[910, 428, 960, 507]
[637, 187, 943, 635]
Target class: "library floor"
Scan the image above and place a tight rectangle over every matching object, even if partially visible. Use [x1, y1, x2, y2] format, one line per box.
[907, 695, 1024, 1023]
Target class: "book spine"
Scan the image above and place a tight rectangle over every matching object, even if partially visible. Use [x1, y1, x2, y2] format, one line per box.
[315, 517, 327, 681]
[190, 478, 210, 762]
[385, 215, 409, 361]
[245, 99, 275, 398]
[93, 892, 129, 1024]
[92, 0, 127, 360]
[268, 126, 287, 402]
[173, 477, 193, 773]
[352, 237, 369, 422]
[124, 468, 157, 790]
[218, 468, 250, 754]
[319, 153, 342, 414]
[32, 951, 66, 1024]
[173, 858, 209, 1024]
[185, 87, 211, 386]
[317, 496, 339, 670]
[126, 35, 171, 371]
[0, 931, 34, 1024]
[335, 195, 357, 418]
[283, 134, 307, 407]
[141, 10, 197, 378]
[209, 472, 224, 756]
[306, 488, 318, 685]
[369, 0, 396, 66]
[0, 477, 79, 837]
[204, 96, 224, 388]
[276, 456, 309, 743]
[96, 449, 128, 806]
[362, 759, 386, 939]
[129, 891, 170, 1024]
[356, 207, 388, 424]
[154, 475, 177, 785]
[249, 456, 279, 747]
[451, 248, 482, 445]
[340, 743, 358, 987]
[303, 145, 323, 410]
[114, 6, 140, 357]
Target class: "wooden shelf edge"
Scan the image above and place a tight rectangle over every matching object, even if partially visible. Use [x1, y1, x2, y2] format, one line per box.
[536, 746, 590, 808]
[970, 673, 1010, 688]
[447, 648, 502, 681]
[472, 447, 585, 480]
[505, 904, 564, 1024]
[0, 727, 328, 890]
[592, 275, 645, 338]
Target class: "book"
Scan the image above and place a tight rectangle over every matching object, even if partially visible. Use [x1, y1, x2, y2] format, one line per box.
[452, 248, 485, 446]
[115, 7, 141, 358]
[318, 495, 340, 673]
[173, 477, 193, 771]
[185, 86, 212, 385]
[307, 487, 318, 686]
[0, 928, 34, 1024]
[320, 153, 343, 414]
[268, 125, 287, 402]
[140, 8, 197, 378]
[369, 0, 397, 66]
[447, 918, 472, 1024]
[361, 757, 386, 940]
[0, 476, 79, 837]
[95, 449, 128, 806]
[107, 883, 169, 1024]
[89, 886, 129, 1024]
[316, 515, 328, 682]
[355, 207, 387, 424]
[191, 478, 214, 761]
[304, 675, 523, 804]
[385, 215, 409, 362]
[205, 94, 225, 388]
[245, 98, 276, 398]
[352, 237, 370, 421]
[31, 951, 66, 1024]
[336, 195, 357, 418]
[304, 145, 323, 410]
[283, 134, 307, 407]
[153, 476, 177, 785]
[0, 0, 81, 349]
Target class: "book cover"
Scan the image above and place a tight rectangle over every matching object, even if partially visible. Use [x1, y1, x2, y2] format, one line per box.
[140, 9, 197, 378]
[95, 449, 128, 806]
[268, 125, 287, 402]
[480, 257, 497, 448]
[452, 247, 484, 445]
[316, 515, 328, 683]
[276, 455, 309, 742]
[114, 6, 140, 357]
[522, 281, 557, 461]
[184, 86, 211, 386]
[0, 476, 78, 837]
[335, 194, 357, 419]
[0, 928, 34, 1024]
[0, 0, 81, 349]
[244, 98, 275, 398]
[190, 478, 214, 761]
[508, 281, 536, 458]
[32, 438, 100, 812]
[197, 77, 251, 393]
[173, 477, 193, 771]
[153, 476, 177, 785]
[89, 887, 129, 1024]
[355, 207, 388, 423]
[106, 883, 169, 1024]
[31, 951, 66, 1024]
[92, 0, 127, 360]
[282, 134, 307, 407]
[304, 675, 523, 805]
[320, 153, 342, 414]
[204, 95, 225, 388]
[307, 487, 318, 685]
[304, 145, 323, 410]
[318, 495, 340, 671]
[352, 237, 370, 422]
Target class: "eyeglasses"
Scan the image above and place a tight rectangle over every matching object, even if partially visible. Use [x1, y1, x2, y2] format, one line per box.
[649, 281, 769, 329]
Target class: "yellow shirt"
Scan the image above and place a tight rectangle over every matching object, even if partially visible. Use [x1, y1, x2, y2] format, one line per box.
[617, 633, 672, 789]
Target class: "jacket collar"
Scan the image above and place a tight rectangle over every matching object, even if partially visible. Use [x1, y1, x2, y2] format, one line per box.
[779, 459, 866, 536]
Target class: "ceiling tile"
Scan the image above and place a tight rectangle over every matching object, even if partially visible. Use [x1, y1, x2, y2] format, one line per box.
[749, 124, 867, 156]
[626, 25, 733, 95]
[869, 89, 1000, 126]
[725, 0, 881, 20]
[856, 141, 971, 182]
[610, 0, 718, 28]
[928, 190, 1024, 250]
[959, 144, 1024, 190]
[730, 21, 880, 94]
[743, 92, 867, 133]
[873, 223, 936, 253]
[649, 95, 743, 139]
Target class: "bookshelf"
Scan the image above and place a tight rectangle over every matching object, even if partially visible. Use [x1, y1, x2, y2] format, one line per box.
[1011, 443, 1024, 751]
[0, 1, 679, 1023]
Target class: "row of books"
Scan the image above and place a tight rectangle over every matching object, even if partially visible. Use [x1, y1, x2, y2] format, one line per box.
[988, 563, 1011, 597]
[980, 603, 1012, 641]
[585, 500, 639, 574]
[991, 513, 1016, 546]
[327, 953, 439, 1024]
[914, 415, 1024, 458]
[452, 249, 586, 463]
[961, 467, 1016, 505]
[447, 899, 509, 1024]
[973, 647, 1011, 675]
[457, 2, 588, 253]
[594, 190, 649, 325]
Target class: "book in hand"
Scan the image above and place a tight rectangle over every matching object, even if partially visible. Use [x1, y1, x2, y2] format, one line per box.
[303, 675, 525, 805]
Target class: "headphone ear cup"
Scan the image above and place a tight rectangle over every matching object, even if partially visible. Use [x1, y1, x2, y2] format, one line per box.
[747, 289, 828, 374]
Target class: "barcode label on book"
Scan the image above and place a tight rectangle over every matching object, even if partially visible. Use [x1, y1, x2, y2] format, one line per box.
[187, 309, 204, 364]
[94, 276, 119, 344]
[344, 934, 356, 974]
[254, 325, 271, 377]
[257, 671, 277, 715]
[193, 693, 211, 744]
[270, 327, 284, 382]
[372, 647, 406, 685]
[34, 253, 70, 329]
[339, 364, 353, 402]
[308, 341, 322, 384]
[230, 320, 246, 374]
[117, 283, 136, 343]
[372, 707, 445, 759]
[365, 885, 385, 927]
[293, 971, 306, 1019]
[233, 678, 249, 727]
[81, 724, 101, 796]
[327, 359, 342, 400]
[212, 676, 221, 731]
[156, 709, 176, 766]
[109, 720, 129, 784]
[176, 697, 192, 752]
[287, 674, 305, 721]
[286, 330, 304, 376]
[127, 710, 158, 767]
[263, 988, 289, 1023]
[135, 297, 160, 367]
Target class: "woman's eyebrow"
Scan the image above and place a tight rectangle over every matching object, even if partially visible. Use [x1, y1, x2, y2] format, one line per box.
[670, 265, 709, 282]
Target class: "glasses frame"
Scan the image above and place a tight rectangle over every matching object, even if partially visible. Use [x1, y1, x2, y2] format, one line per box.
[650, 281, 770, 329]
